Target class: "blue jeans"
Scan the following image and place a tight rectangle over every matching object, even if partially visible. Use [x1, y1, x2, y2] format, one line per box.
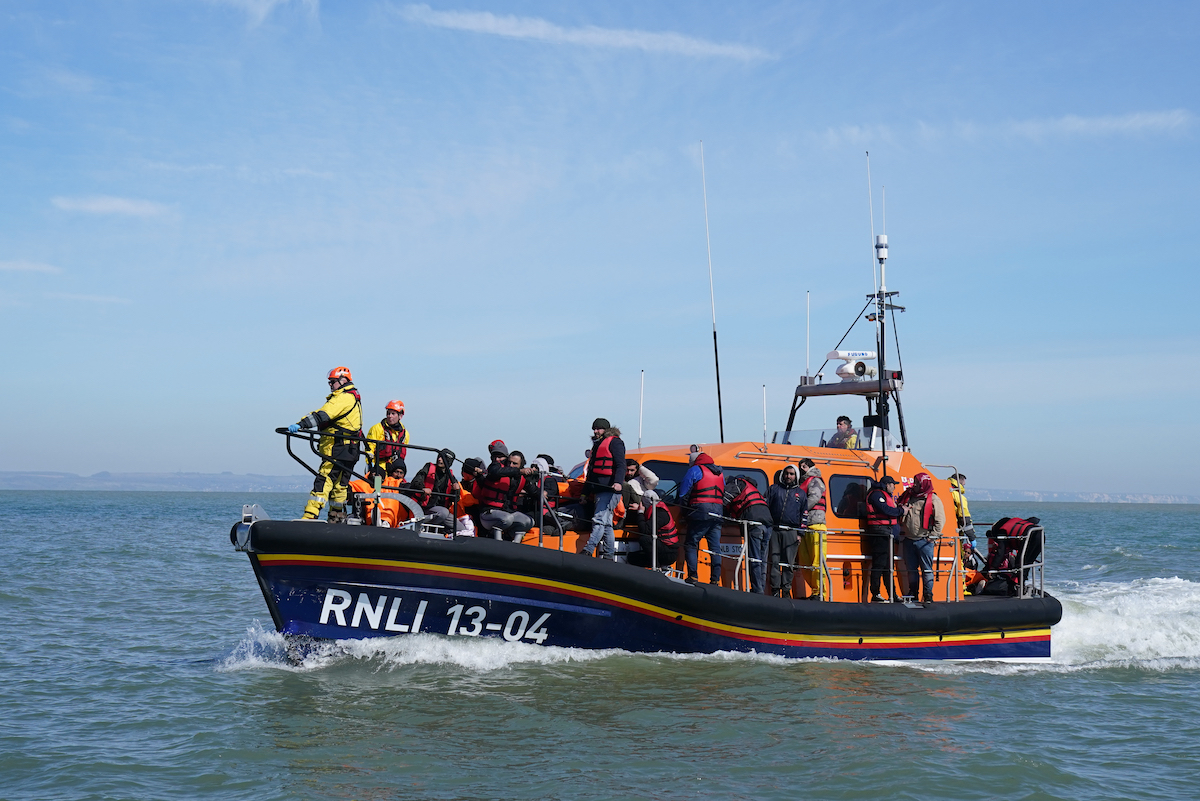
[746, 523, 771, 594]
[686, 504, 723, 582]
[903, 537, 935, 602]
[585, 490, 620, 558]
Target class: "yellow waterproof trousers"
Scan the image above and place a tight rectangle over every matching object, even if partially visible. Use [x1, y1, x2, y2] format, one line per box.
[799, 524, 828, 600]
[303, 458, 354, 519]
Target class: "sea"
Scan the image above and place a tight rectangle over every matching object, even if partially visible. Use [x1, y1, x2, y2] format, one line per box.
[2, 492, 1198, 801]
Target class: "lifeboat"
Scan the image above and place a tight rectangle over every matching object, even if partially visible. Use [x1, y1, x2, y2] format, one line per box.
[230, 234, 1061, 661]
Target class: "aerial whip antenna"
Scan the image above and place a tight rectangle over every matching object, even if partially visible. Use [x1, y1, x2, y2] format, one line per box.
[700, 141, 725, 443]
[638, 369, 645, 449]
[867, 151, 878, 294]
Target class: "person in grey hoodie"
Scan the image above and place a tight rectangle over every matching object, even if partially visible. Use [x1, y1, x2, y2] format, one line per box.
[797, 458, 829, 600]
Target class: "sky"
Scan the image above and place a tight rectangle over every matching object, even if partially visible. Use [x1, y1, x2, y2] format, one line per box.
[1, 1, 1197, 493]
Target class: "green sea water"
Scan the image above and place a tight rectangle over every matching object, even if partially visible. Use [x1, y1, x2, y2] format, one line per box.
[2, 492, 1198, 800]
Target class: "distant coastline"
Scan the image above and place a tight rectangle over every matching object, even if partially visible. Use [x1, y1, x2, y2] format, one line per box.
[0, 471, 1196, 503]
[0, 471, 310, 493]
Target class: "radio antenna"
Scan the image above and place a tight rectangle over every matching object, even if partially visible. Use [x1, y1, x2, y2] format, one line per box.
[866, 151, 878, 293]
[700, 141, 725, 443]
[805, 290, 811, 378]
[638, 369, 645, 449]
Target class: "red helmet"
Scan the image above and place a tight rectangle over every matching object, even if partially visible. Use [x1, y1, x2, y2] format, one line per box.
[327, 366, 352, 383]
[385, 400, 405, 413]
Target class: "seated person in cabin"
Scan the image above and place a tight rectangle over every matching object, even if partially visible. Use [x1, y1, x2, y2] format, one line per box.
[474, 441, 535, 542]
[407, 448, 458, 533]
[826, 416, 858, 449]
[722, 475, 774, 594]
[766, 465, 805, 597]
[834, 481, 867, 519]
[626, 501, 680, 569]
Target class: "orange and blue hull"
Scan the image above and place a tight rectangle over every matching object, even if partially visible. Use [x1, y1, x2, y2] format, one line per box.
[236, 520, 1060, 661]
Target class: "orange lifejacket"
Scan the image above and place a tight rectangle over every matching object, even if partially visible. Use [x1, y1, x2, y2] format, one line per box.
[377, 477, 414, 528]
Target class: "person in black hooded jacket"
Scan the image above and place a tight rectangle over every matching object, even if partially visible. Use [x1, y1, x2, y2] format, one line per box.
[408, 448, 458, 532]
[766, 465, 805, 596]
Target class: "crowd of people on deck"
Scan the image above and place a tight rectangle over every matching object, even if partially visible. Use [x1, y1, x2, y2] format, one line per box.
[285, 367, 1039, 603]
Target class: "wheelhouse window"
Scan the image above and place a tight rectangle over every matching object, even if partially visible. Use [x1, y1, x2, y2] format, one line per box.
[643, 460, 767, 502]
[829, 474, 871, 520]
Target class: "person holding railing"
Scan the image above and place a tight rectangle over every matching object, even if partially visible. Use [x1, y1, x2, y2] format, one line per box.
[722, 475, 773, 594]
[475, 442, 534, 541]
[864, 476, 902, 602]
[677, 452, 725, 585]
[288, 366, 363, 523]
[798, 458, 829, 600]
[408, 448, 459, 533]
[627, 501, 680, 569]
[899, 472, 945, 604]
[766, 465, 805, 597]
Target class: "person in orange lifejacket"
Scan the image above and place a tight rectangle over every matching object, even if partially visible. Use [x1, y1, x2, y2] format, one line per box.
[457, 457, 484, 534]
[677, 451, 725, 585]
[475, 441, 534, 541]
[580, 418, 626, 559]
[365, 400, 409, 478]
[864, 476, 902, 602]
[407, 448, 458, 532]
[627, 501, 680, 569]
[348, 458, 414, 527]
[722, 475, 773, 594]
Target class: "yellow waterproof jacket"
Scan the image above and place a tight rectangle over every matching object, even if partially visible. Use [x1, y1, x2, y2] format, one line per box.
[366, 420, 410, 472]
[949, 478, 971, 523]
[300, 384, 362, 456]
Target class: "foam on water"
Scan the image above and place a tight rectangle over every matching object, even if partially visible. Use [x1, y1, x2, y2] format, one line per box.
[923, 576, 1200, 676]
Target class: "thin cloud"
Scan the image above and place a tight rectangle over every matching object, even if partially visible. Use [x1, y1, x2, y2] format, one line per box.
[0, 260, 62, 274]
[399, 4, 772, 61]
[951, 110, 1193, 141]
[52, 195, 171, 217]
[46, 292, 132, 304]
[208, 0, 319, 26]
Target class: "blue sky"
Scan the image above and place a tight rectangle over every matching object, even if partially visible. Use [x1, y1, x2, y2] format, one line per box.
[2, 1, 1196, 493]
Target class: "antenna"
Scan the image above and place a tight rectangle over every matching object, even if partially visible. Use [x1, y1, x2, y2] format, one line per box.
[866, 151, 877, 294]
[762, 384, 767, 449]
[805, 290, 810, 378]
[700, 141, 725, 443]
[638, 369, 645, 449]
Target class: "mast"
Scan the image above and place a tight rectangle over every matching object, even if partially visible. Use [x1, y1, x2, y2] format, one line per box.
[875, 232, 889, 467]
[700, 141, 725, 442]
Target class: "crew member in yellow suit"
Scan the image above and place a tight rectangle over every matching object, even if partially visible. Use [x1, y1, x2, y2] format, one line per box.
[289, 366, 363, 522]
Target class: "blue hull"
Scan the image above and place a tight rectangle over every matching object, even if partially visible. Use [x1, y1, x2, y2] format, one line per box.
[239, 520, 1060, 661]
